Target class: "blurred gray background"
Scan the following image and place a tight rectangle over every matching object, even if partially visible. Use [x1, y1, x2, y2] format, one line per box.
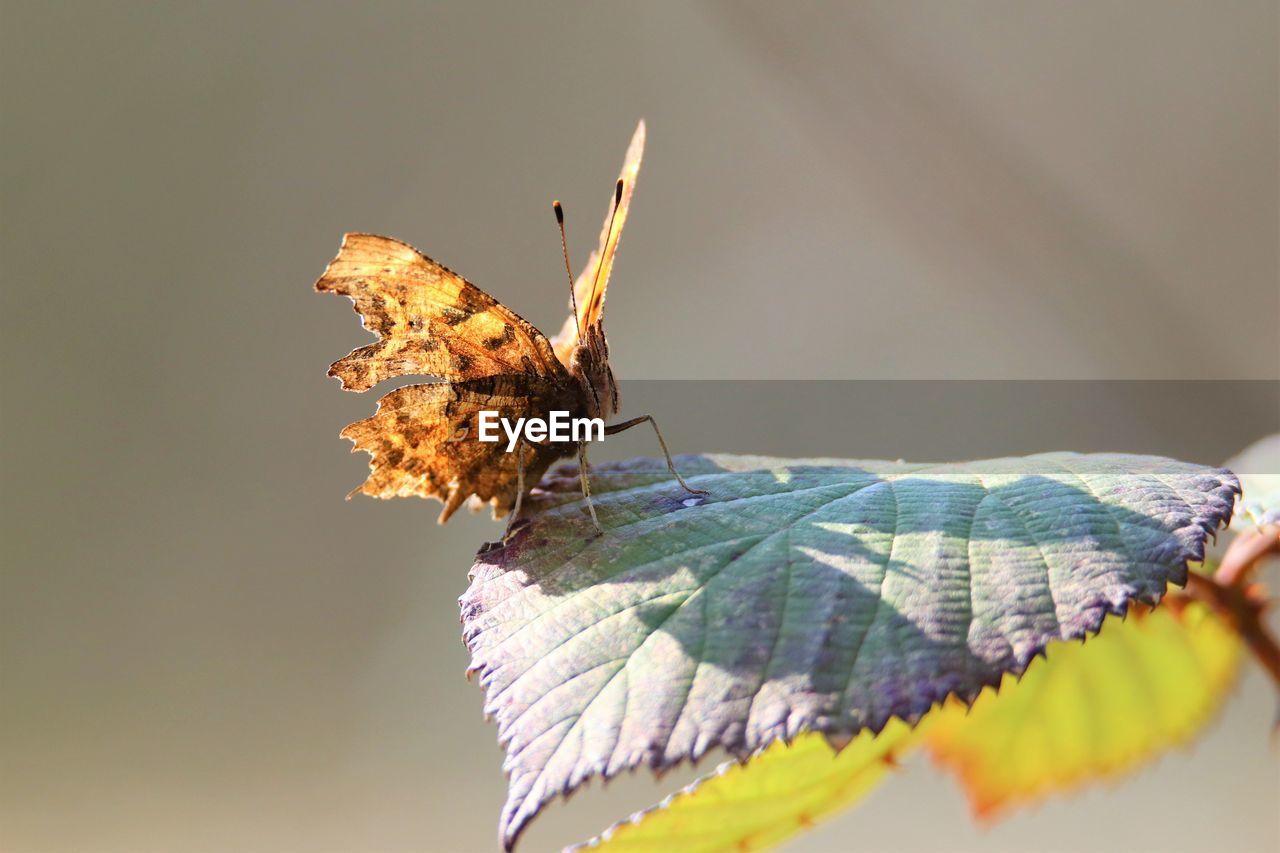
[2, 2, 1277, 852]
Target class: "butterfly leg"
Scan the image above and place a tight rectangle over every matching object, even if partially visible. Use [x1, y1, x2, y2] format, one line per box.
[501, 438, 526, 541]
[603, 415, 708, 496]
[577, 441, 603, 532]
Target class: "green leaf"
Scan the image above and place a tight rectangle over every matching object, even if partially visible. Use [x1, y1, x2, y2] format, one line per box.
[461, 452, 1238, 849]
[924, 598, 1242, 817]
[579, 720, 919, 852]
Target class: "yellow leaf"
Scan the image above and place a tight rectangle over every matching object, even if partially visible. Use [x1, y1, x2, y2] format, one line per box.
[579, 599, 1240, 852]
[580, 720, 919, 853]
[924, 600, 1241, 818]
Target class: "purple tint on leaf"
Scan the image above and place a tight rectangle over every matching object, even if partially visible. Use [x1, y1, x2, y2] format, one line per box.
[459, 452, 1239, 849]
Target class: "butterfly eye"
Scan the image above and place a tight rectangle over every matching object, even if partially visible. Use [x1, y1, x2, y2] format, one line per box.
[452, 423, 469, 440]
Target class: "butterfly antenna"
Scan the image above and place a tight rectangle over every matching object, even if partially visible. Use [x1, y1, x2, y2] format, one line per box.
[584, 179, 624, 327]
[553, 201, 584, 340]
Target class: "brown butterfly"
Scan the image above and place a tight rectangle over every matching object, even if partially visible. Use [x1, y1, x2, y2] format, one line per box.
[316, 121, 704, 532]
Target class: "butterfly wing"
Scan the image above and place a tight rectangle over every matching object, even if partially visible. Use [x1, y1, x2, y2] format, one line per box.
[549, 120, 645, 366]
[339, 375, 578, 523]
[316, 233, 566, 391]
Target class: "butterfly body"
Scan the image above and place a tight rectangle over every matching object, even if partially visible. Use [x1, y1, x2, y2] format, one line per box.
[568, 324, 619, 422]
[317, 123, 659, 525]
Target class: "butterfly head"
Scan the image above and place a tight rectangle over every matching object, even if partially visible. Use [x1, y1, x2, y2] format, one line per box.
[573, 322, 619, 420]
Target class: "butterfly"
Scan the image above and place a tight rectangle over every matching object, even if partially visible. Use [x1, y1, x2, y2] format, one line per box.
[315, 121, 704, 532]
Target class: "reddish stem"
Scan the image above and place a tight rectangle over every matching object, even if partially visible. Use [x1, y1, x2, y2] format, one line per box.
[1215, 524, 1280, 588]
[1184, 573, 1280, 688]
[1181, 525, 1280, 692]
